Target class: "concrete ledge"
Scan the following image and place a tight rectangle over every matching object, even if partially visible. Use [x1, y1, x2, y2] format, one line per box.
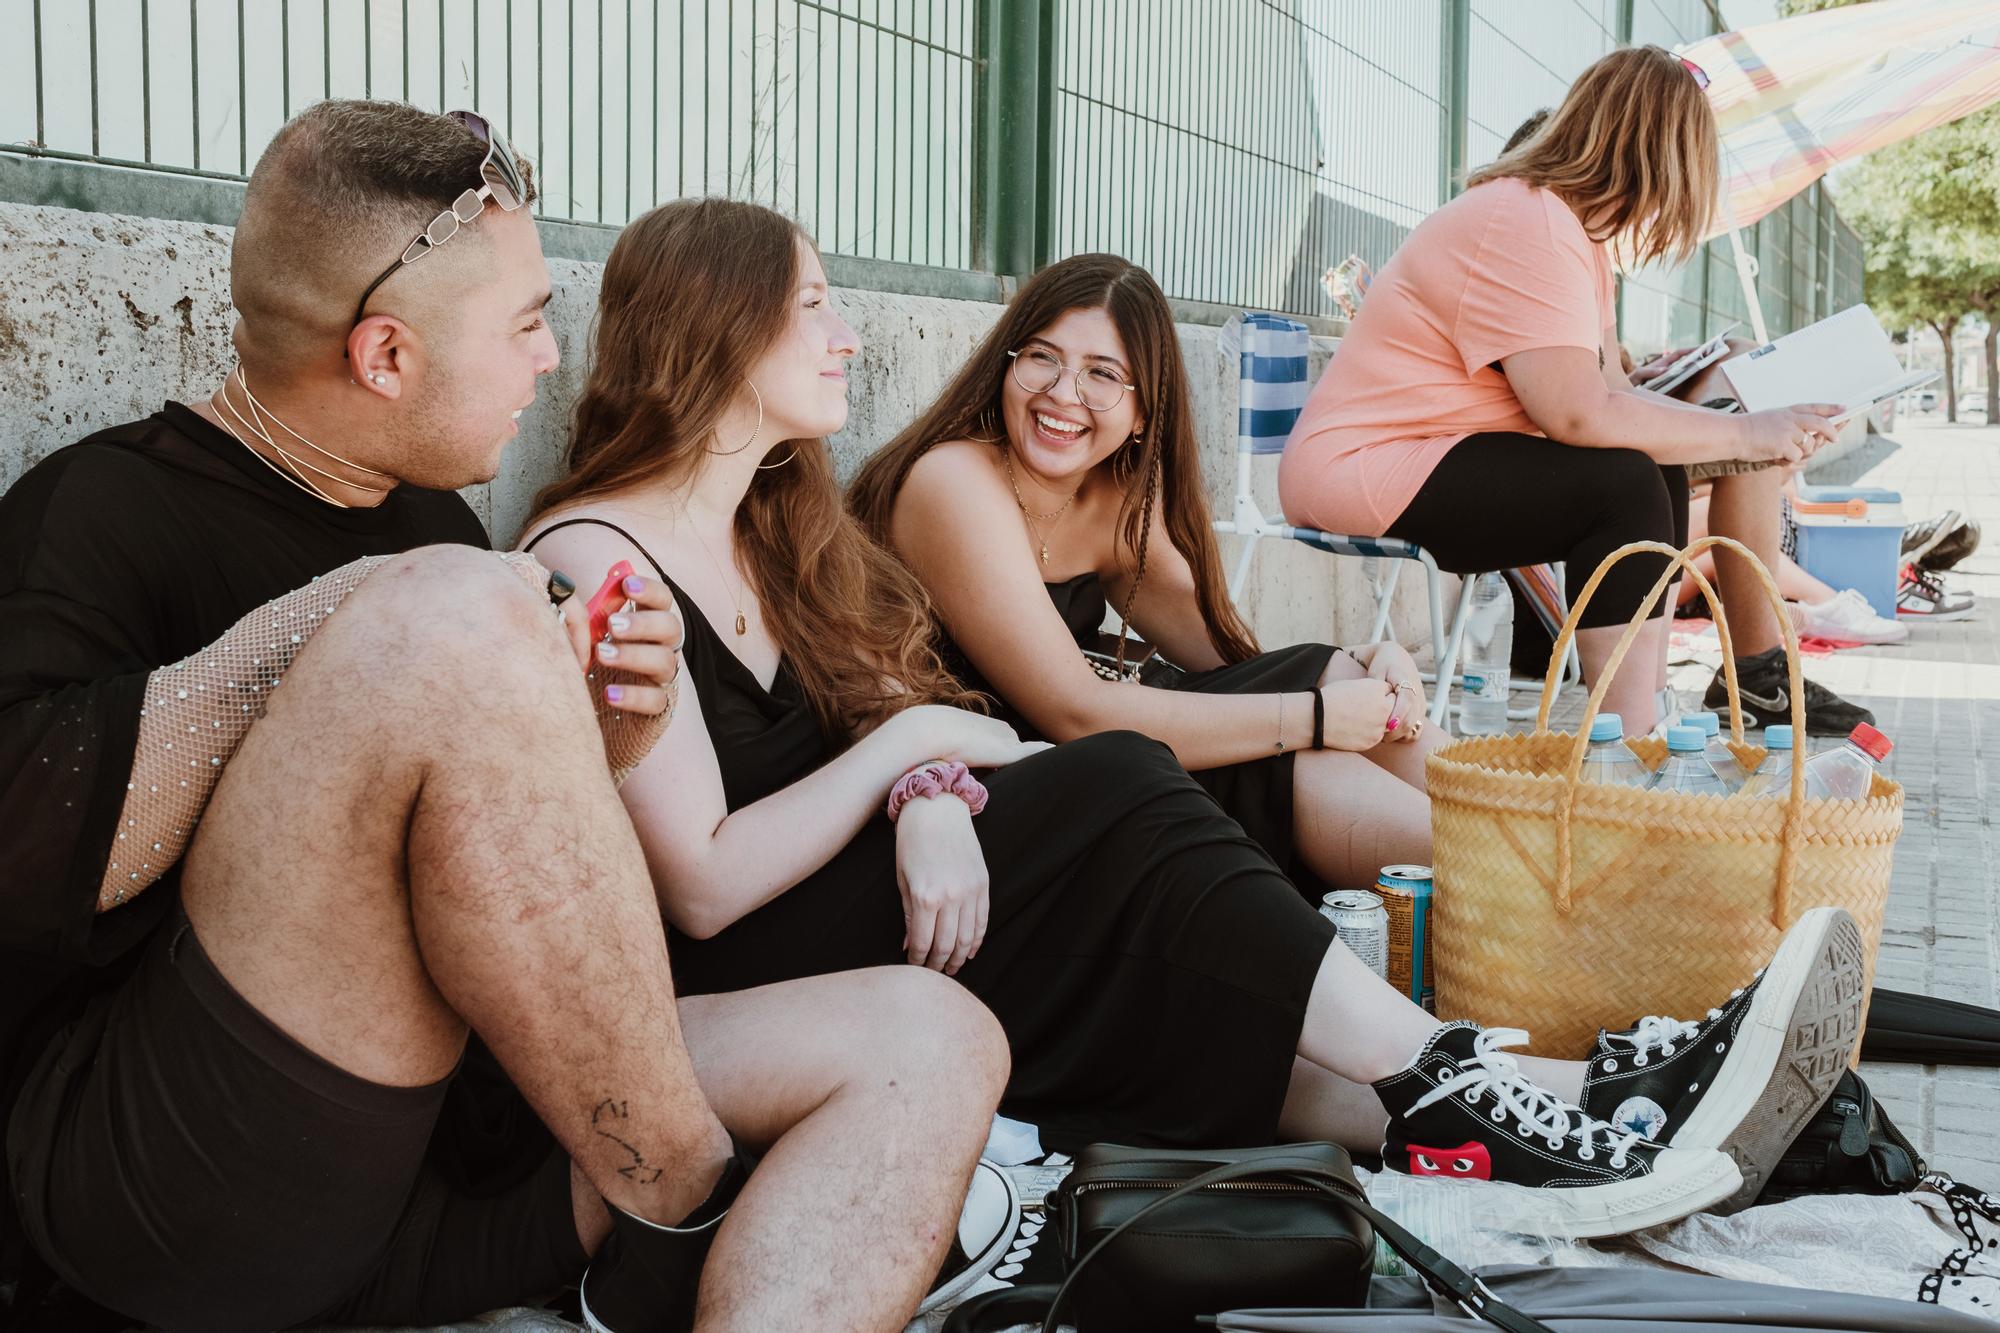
[0, 199, 1421, 651]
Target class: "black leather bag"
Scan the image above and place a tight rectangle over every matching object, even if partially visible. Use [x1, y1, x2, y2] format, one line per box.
[988, 1143, 1554, 1333]
[1758, 1069, 1925, 1204]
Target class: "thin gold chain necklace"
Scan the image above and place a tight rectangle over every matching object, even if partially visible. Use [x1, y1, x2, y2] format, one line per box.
[1001, 448, 1082, 566]
[687, 521, 751, 636]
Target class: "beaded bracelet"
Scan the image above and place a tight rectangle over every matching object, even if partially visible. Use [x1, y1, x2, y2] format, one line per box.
[886, 760, 990, 822]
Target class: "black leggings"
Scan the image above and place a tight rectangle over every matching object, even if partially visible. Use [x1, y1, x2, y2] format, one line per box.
[1386, 432, 1690, 630]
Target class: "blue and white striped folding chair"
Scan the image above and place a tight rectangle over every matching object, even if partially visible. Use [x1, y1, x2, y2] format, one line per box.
[1213, 312, 1473, 728]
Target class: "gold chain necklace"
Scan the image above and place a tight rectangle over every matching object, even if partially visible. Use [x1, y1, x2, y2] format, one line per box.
[687, 521, 751, 636]
[1001, 448, 1082, 566]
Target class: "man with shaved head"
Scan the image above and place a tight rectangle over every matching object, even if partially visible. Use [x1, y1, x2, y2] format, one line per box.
[0, 101, 1007, 1332]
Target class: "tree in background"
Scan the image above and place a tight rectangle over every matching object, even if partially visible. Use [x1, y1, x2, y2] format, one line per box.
[1866, 252, 1966, 420]
[1780, 0, 2000, 422]
[1840, 108, 2000, 423]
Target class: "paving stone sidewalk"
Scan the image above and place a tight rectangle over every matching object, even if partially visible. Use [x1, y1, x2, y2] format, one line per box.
[1808, 419, 2000, 1187]
[1541, 417, 2000, 1184]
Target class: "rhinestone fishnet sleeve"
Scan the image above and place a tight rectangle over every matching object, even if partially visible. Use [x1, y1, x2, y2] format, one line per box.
[591, 658, 675, 786]
[96, 554, 395, 911]
[95, 551, 667, 911]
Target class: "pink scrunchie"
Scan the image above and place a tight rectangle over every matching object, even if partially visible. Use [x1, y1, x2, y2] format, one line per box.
[886, 760, 990, 822]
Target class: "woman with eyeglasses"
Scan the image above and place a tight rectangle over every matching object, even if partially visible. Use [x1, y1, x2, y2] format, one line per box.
[515, 198, 1861, 1236]
[1276, 45, 1843, 737]
[848, 253, 1440, 899]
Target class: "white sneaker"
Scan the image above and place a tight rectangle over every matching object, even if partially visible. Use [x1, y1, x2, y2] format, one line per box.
[1797, 588, 1909, 645]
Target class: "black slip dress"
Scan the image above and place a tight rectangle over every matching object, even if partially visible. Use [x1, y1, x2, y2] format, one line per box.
[953, 571, 1338, 899]
[610, 546, 1336, 1152]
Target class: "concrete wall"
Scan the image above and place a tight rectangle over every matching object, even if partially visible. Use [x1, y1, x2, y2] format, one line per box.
[0, 200, 1419, 654]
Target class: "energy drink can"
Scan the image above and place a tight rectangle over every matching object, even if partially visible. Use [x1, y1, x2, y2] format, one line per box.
[1319, 890, 1388, 979]
[1376, 865, 1435, 1012]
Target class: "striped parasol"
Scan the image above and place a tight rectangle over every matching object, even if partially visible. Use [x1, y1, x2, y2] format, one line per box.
[1681, 0, 2000, 238]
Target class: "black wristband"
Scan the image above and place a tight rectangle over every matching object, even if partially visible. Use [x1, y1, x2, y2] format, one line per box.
[1310, 688, 1326, 751]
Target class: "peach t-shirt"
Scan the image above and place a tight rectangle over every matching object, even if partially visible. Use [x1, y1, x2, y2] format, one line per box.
[1278, 177, 1616, 536]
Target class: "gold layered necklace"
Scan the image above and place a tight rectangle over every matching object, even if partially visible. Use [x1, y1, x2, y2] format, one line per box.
[1001, 448, 1082, 566]
[208, 367, 395, 508]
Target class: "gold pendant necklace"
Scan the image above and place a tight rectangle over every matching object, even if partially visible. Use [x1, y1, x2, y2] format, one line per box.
[688, 522, 751, 635]
[1002, 448, 1081, 566]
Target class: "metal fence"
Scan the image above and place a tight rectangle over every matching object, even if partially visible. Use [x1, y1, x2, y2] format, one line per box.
[0, 0, 1863, 339]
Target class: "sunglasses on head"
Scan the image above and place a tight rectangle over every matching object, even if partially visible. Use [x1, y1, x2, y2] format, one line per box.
[1678, 55, 1710, 89]
[349, 110, 528, 331]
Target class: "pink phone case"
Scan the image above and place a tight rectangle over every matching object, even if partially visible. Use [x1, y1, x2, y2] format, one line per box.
[584, 561, 636, 671]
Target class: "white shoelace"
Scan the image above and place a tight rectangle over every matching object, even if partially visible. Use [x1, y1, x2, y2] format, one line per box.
[1409, 1028, 1643, 1167]
[1612, 1013, 1707, 1062]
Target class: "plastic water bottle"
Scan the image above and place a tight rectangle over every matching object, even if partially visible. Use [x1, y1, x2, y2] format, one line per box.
[1457, 573, 1513, 736]
[1357, 1169, 1580, 1275]
[1738, 724, 1795, 799]
[1579, 713, 1650, 786]
[1651, 725, 1730, 795]
[1680, 711, 1747, 790]
[1805, 723, 1893, 800]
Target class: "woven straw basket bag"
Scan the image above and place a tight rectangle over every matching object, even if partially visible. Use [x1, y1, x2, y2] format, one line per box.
[1425, 536, 1903, 1058]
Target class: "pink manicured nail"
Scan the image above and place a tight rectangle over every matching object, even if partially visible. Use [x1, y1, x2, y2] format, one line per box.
[605, 684, 624, 703]
[623, 575, 645, 596]
[1386, 716, 1400, 731]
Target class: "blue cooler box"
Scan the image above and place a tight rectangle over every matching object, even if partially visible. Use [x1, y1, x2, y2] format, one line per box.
[1791, 484, 1904, 620]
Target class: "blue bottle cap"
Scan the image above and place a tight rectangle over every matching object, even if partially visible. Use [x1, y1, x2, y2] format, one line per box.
[1588, 713, 1624, 742]
[1667, 725, 1706, 752]
[1679, 711, 1721, 736]
[1764, 724, 1794, 750]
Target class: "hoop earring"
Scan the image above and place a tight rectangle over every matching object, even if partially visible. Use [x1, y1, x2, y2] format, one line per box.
[756, 446, 798, 471]
[968, 408, 1005, 445]
[709, 379, 764, 456]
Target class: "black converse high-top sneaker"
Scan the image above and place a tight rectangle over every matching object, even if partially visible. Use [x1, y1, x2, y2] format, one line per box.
[1373, 1022, 1740, 1239]
[1580, 906, 1865, 1213]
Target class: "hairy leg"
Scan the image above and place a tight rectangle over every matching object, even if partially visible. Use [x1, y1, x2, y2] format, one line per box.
[657, 969, 1008, 1332]
[182, 546, 726, 1227]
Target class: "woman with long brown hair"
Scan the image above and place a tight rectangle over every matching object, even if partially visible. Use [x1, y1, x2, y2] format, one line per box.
[848, 253, 1439, 897]
[511, 196, 1865, 1239]
[1278, 45, 1847, 735]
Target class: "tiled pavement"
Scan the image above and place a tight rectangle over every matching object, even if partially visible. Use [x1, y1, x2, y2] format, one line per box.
[1803, 420, 2000, 1186]
[1546, 417, 2000, 1185]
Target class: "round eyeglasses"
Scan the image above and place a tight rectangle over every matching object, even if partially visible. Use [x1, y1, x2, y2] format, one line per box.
[1006, 347, 1137, 413]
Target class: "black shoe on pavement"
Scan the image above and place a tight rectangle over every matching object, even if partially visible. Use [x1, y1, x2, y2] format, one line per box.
[1902, 510, 1980, 573]
[580, 1147, 752, 1333]
[1579, 906, 1866, 1213]
[1373, 1022, 1740, 1239]
[1702, 645, 1873, 737]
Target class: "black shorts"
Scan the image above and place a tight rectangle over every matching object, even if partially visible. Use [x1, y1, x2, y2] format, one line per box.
[6, 904, 587, 1332]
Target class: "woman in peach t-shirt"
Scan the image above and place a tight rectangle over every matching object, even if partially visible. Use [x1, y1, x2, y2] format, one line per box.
[1279, 46, 1840, 734]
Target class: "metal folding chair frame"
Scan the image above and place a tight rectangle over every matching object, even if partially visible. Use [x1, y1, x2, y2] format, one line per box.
[1213, 312, 1578, 729]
